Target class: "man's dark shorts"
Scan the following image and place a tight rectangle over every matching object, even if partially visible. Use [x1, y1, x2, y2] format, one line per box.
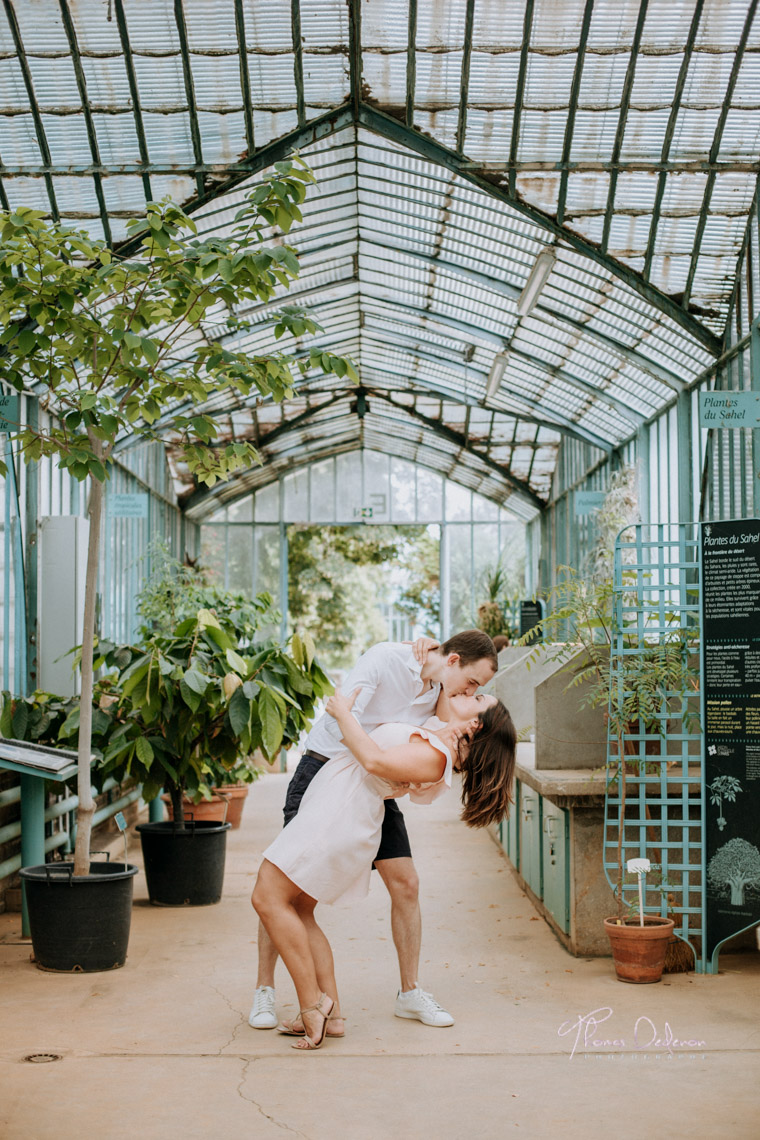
[283, 750, 412, 862]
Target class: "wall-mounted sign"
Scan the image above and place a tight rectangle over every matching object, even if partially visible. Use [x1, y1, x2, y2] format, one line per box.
[698, 391, 760, 428]
[575, 490, 606, 516]
[0, 394, 20, 434]
[108, 492, 149, 518]
[519, 599, 545, 640]
[700, 518, 760, 964]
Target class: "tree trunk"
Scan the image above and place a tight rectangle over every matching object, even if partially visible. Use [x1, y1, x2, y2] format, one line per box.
[729, 879, 745, 906]
[169, 784, 186, 829]
[72, 463, 104, 877]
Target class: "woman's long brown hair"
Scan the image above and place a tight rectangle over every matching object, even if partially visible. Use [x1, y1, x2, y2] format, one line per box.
[458, 700, 516, 828]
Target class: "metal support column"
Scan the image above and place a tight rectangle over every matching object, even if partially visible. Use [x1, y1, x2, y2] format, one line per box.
[677, 390, 694, 524]
[439, 523, 450, 641]
[751, 314, 760, 516]
[637, 423, 650, 524]
[24, 400, 38, 696]
[19, 773, 44, 937]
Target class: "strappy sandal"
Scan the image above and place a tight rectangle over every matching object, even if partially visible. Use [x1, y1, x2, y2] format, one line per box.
[291, 993, 335, 1051]
[277, 1012, 345, 1038]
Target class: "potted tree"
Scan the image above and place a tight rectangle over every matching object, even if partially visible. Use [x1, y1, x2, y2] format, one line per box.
[0, 158, 355, 967]
[100, 613, 330, 905]
[523, 562, 698, 981]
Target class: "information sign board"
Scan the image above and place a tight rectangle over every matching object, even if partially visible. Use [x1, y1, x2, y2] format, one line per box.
[700, 519, 760, 961]
[108, 493, 149, 518]
[575, 490, 606, 516]
[0, 394, 20, 433]
[698, 391, 760, 428]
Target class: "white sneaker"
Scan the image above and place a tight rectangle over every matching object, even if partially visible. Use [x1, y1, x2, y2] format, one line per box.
[248, 985, 277, 1029]
[394, 986, 454, 1027]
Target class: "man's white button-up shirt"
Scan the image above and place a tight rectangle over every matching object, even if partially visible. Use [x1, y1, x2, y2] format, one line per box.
[303, 642, 440, 760]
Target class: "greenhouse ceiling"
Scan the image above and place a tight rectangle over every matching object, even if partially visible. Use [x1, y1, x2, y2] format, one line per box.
[1, 0, 759, 519]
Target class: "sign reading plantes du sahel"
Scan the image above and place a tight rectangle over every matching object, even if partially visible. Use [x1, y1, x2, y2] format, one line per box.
[701, 519, 760, 962]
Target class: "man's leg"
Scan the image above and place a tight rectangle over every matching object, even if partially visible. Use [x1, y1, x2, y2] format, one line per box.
[374, 803, 454, 1027]
[374, 856, 421, 993]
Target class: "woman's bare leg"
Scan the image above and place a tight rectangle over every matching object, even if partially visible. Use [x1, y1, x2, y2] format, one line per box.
[292, 896, 345, 1033]
[252, 860, 332, 1042]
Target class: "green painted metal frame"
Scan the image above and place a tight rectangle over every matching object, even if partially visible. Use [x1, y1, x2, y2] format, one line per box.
[643, 0, 705, 282]
[682, 0, 759, 310]
[556, 0, 595, 227]
[113, 0, 153, 203]
[58, 0, 112, 245]
[357, 104, 722, 356]
[604, 523, 705, 971]
[601, 0, 649, 255]
[1, 0, 59, 219]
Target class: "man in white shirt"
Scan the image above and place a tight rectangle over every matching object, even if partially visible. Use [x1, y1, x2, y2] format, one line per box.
[249, 629, 498, 1033]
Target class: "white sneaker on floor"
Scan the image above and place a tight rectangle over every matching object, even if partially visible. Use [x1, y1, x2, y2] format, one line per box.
[394, 986, 454, 1027]
[249, 986, 277, 1029]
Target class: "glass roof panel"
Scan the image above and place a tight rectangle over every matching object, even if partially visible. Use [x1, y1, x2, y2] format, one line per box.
[5, 0, 758, 515]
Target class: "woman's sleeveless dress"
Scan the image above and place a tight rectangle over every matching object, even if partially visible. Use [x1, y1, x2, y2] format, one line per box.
[262, 722, 452, 905]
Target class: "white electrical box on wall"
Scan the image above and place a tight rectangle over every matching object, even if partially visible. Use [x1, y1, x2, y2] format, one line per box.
[38, 515, 89, 697]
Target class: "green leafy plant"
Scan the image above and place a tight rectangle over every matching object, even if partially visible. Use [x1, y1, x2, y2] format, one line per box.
[476, 562, 510, 639]
[0, 159, 356, 874]
[98, 612, 331, 826]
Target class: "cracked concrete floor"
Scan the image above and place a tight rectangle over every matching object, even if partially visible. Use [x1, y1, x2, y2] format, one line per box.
[1, 773, 758, 1140]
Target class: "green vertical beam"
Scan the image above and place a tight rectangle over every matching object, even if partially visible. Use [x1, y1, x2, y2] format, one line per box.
[58, 0, 113, 245]
[348, 0, 362, 116]
[556, 0, 595, 226]
[509, 0, 534, 197]
[24, 400, 37, 696]
[642, 0, 704, 281]
[233, 0, 255, 156]
[113, 0, 154, 203]
[751, 237, 760, 516]
[455, 0, 475, 155]
[637, 422, 650, 524]
[677, 389, 693, 523]
[173, 0, 206, 199]
[601, 0, 649, 254]
[405, 0, 417, 126]
[291, 0, 306, 129]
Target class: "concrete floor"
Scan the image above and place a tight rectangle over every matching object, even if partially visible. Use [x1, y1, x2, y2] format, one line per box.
[1, 774, 758, 1140]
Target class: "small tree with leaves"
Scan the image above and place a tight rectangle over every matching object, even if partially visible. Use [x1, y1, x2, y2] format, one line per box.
[708, 775, 743, 831]
[0, 158, 356, 875]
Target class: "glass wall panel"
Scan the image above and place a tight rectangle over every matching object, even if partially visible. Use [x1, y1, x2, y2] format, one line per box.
[227, 527, 253, 594]
[416, 467, 443, 521]
[255, 482, 278, 522]
[284, 468, 309, 520]
[336, 452, 363, 520]
[310, 458, 335, 522]
[446, 481, 471, 521]
[228, 497, 253, 522]
[390, 458, 416, 522]
[363, 451, 390, 522]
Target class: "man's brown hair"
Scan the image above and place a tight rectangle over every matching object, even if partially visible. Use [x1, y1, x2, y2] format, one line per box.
[440, 629, 497, 670]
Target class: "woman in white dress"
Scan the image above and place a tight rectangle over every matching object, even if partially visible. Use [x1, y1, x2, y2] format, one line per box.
[252, 688, 516, 1050]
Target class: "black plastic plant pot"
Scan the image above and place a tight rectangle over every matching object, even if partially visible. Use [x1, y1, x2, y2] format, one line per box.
[136, 820, 231, 906]
[19, 861, 138, 973]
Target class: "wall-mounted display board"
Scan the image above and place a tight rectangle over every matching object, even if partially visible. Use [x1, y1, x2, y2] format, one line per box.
[700, 519, 760, 964]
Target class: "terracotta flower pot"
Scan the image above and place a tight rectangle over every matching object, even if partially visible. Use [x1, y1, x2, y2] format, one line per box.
[162, 784, 249, 829]
[604, 915, 675, 983]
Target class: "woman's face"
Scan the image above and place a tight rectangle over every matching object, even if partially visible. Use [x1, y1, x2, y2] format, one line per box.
[447, 692, 497, 727]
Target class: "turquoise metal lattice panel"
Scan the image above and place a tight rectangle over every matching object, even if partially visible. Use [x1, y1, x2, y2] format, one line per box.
[604, 523, 704, 972]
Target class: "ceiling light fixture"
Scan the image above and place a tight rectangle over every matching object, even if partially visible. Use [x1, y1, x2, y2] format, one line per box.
[485, 352, 509, 399]
[517, 247, 556, 318]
